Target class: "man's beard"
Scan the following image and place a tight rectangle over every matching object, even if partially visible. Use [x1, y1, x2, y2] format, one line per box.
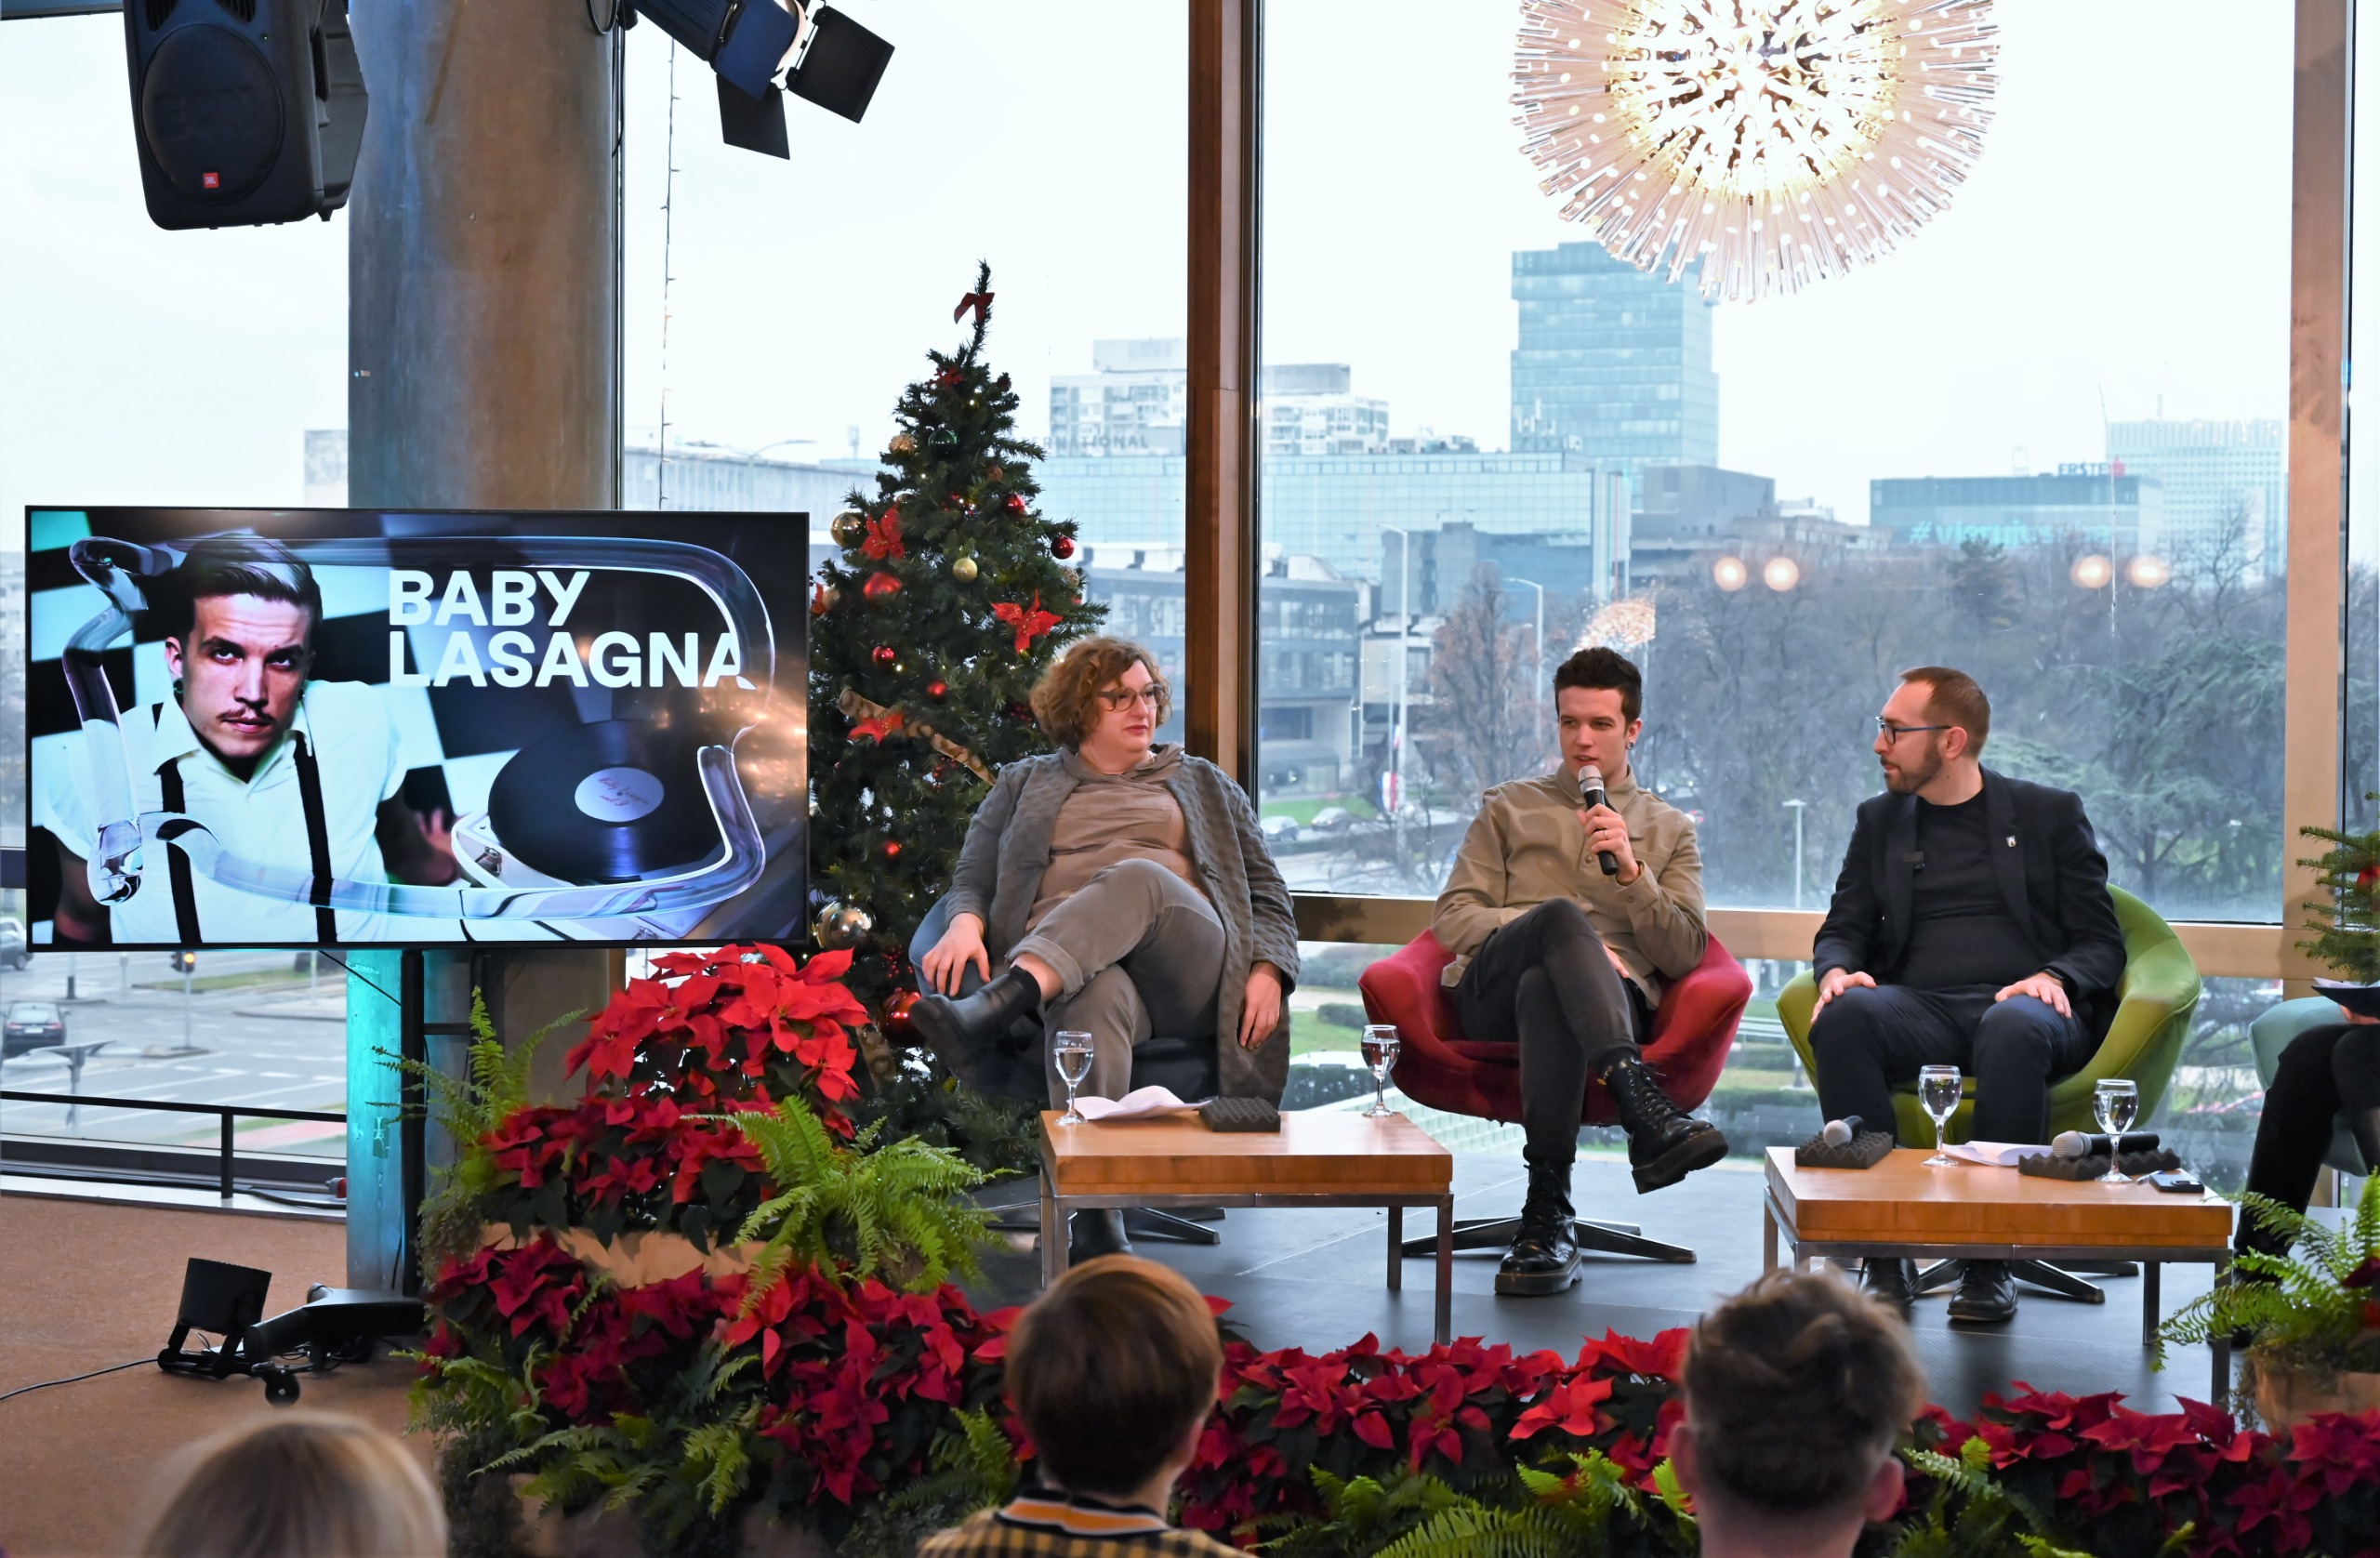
[1883, 743, 1943, 795]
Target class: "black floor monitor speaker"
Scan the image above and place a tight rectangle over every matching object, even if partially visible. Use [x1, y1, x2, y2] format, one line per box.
[123, 0, 367, 231]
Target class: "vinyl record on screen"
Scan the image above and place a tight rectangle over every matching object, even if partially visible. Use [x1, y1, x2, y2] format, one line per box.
[486, 720, 721, 884]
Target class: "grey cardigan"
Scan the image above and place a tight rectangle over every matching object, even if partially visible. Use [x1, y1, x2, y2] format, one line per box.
[944, 748, 1302, 1101]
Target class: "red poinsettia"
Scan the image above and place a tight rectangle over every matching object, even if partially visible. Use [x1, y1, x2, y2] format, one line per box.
[861, 511, 905, 560]
[992, 592, 1062, 654]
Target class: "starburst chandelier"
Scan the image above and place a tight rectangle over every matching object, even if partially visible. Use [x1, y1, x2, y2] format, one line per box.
[1513, 0, 1999, 301]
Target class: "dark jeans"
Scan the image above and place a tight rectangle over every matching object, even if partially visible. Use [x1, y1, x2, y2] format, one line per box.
[1809, 983, 2092, 1145]
[2241, 1023, 2380, 1248]
[1454, 898, 1652, 1165]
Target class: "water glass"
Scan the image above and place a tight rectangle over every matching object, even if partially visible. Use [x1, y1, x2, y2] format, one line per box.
[1918, 1065, 1963, 1167]
[1053, 1031, 1095, 1127]
[2093, 1079, 2140, 1182]
[1360, 1024, 1400, 1118]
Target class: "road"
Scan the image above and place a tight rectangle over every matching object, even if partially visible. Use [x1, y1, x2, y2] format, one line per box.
[0, 950, 349, 1159]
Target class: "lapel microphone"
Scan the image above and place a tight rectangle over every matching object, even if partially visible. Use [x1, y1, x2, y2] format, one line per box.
[1577, 763, 1621, 877]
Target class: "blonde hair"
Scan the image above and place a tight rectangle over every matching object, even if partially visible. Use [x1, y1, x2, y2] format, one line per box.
[139, 1413, 445, 1558]
[1029, 636, 1172, 747]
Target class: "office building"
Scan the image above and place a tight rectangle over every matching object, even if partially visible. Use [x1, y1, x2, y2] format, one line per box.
[625, 444, 876, 518]
[1510, 241, 1719, 492]
[1869, 471, 2162, 554]
[1050, 344, 1389, 459]
[2105, 418, 2285, 574]
[1378, 522, 1612, 622]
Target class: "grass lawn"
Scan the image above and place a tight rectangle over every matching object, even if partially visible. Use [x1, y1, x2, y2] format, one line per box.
[135, 968, 344, 995]
[1290, 1011, 1368, 1057]
[1260, 795, 1380, 826]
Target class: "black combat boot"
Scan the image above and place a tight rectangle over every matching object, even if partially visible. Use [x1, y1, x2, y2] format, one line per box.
[1068, 1209, 1131, 1262]
[1602, 1057, 1728, 1193]
[1948, 1261, 2018, 1325]
[908, 968, 1043, 1090]
[1862, 1258, 1916, 1316]
[1497, 1154, 1583, 1297]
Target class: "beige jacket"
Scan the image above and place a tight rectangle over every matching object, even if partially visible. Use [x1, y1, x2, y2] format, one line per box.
[1432, 766, 1708, 1001]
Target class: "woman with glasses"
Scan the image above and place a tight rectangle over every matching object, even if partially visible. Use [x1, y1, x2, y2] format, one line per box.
[910, 637, 1299, 1250]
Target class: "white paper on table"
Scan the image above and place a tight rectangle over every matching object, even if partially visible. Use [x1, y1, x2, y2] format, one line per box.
[1070, 1086, 1210, 1122]
[1944, 1140, 2053, 1168]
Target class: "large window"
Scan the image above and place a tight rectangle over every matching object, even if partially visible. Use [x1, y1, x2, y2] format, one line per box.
[0, 15, 351, 1166]
[620, 1, 1190, 729]
[1256, 2, 2293, 927]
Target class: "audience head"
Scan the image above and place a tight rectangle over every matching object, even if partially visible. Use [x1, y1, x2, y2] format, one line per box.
[1030, 636, 1172, 756]
[1677, 1271, 1923, 1551]
[1004, 1254, 1223, 1503]
[139, 1412, 445, 1558]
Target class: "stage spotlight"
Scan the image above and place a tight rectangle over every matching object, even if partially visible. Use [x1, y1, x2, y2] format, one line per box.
[630, 1, 892, 159]
[1762, 557, 1801, 592]
[2069, 553, 2114, 589]
[1712, 555, 1749, 591]
[2126, 555, 2172, 588]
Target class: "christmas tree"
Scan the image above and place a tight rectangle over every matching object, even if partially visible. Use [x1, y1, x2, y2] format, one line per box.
[2298, 803, 2380, 981]
[808, 263, 1103, 1159]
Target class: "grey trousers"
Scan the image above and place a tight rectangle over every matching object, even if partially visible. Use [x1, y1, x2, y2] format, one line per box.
[1010, 857, 1225, 1104]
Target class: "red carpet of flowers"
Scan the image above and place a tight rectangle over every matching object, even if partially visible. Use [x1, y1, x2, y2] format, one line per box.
[417, 945, 2380, 1555]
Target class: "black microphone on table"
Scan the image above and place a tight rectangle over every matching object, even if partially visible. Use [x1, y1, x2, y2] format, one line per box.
[1822, 1116, 1865, 1147]
[2053, 1129, 2161, 1159]
[1577, 762, 1620, 877]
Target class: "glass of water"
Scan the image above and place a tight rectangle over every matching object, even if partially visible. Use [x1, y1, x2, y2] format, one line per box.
[1053, 1031, 1095, 1127]
[2093, 1078, 2140, 1182]
[1918, 1065, 1963, 1167]
[1360, 1024, 1400, 1118]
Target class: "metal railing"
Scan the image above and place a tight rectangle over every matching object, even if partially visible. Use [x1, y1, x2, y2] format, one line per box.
[0, 1090, 346, 1200]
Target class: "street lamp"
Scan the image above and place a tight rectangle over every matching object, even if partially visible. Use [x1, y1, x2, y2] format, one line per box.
[1783, 799, 1807, 911]
[1507, 575, 1547, 707]
[1382, 526, 1414, 873]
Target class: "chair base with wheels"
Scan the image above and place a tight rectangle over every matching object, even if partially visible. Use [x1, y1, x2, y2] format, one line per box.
[1359, 930, 1752, 1271]
[1776, 885, 2202, 1306]
[914, 897, 1238, 1247]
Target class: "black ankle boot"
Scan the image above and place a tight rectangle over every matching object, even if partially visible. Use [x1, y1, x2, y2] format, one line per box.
[909, 968, 1043, 1089]
[1602, 1057, 1728, 1193]
[1068, 1209, 1130, 1262]
[1497, 1155, 1582, 1297]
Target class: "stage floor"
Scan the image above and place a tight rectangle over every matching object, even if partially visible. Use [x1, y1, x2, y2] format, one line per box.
[964, 1148, 2239, 1420]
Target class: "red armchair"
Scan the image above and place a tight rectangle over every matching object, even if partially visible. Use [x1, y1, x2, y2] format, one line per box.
[1358, 929, 1752, 1264]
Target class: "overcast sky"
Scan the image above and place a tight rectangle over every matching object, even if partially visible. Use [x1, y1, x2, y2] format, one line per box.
[0, 2, 2318, 548]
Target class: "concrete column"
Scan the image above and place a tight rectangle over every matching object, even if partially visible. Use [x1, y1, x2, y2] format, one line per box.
[342, 0, 623, 1286]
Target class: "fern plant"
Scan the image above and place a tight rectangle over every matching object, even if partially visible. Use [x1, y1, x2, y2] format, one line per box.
[836, 1407, 1021, 1558]
[724, 1094, 999, 1297]
[1259, 1451, 1695, 1558]
[1884, 1441, 2093, 1558]
[388, 992, 582, 1276]
[2156, 1170, 2380, 1393]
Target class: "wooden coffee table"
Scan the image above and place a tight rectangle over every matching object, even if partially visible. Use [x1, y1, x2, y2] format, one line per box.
[1764, 1147, 2237, 1398]
[1039, 1111, 1457, 1342]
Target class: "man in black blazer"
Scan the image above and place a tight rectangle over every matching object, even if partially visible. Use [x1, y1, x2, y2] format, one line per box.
[1809, 667, 2126, 1325]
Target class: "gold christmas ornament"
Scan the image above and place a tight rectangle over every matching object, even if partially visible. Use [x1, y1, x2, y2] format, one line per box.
[813, 900, 875, 950]
[830, 510, 868, 548]
[889, 432, 917, 456]
[1513, 0, 1999, 301]
[951, 554, 979, 583]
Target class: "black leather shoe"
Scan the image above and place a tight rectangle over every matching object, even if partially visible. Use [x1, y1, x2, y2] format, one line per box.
[1068, 1209, 1131, 1262]
[1497, 1156, 1583, 1296]
[909, 968, 1043, 1090]
[1862, 1258, 1915, 1315]
[1602, 1058, 1728, 1193]
[1948, 1260, 2018, 1325]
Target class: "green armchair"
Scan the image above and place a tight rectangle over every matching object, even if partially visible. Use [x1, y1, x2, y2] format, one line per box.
[1774, 886, 2202, 1305]
[2247, 997, 2366, 1181]
[1778, 885, 2202, 1145]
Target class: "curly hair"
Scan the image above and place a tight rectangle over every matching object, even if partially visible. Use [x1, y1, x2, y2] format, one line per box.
[1029, 636, 1172, 747]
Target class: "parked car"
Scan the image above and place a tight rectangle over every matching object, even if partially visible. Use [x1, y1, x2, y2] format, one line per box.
[1260, 814, 1302, 844]
[2, 1001, 65, 1059]
[1309, 806, 1355, 833]
[0, 920, 25, 970]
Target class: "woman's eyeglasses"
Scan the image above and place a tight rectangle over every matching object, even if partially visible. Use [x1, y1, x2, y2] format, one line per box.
[1096, 687, 1165, 711]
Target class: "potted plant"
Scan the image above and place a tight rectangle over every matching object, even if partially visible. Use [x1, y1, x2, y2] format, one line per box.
[2157, 1170, 2380, 1430]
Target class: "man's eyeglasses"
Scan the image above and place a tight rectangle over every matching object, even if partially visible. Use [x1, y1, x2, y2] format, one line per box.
[1875, 717, 1952, 743]
[1097, 687, 1165, 712]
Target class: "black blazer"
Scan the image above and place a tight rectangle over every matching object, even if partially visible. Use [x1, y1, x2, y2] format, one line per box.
[1812, 769, 2129, 1037]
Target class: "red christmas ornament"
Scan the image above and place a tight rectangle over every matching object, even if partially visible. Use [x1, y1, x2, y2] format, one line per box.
[1051, 535, 1075, 560]
[1003, 494, 1026, 516]
[881, 987, 921, 1043]
[937, 367, 964, 389]
[882, 839, 903, 859]
[873, 645, 897, 666]
[2359, 865, 2379, 890]
[926, 680, 948, 700]
[863, 571, 903, 601]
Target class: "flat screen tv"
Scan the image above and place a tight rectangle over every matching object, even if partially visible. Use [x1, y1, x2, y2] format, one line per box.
[24, 507, 807, 948]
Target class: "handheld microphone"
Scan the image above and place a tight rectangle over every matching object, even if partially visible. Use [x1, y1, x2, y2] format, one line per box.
[2053, 1129, 2161, 1159]
[1577, 763, 1620, 877]
[1821, 1116, 1865, 1147]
